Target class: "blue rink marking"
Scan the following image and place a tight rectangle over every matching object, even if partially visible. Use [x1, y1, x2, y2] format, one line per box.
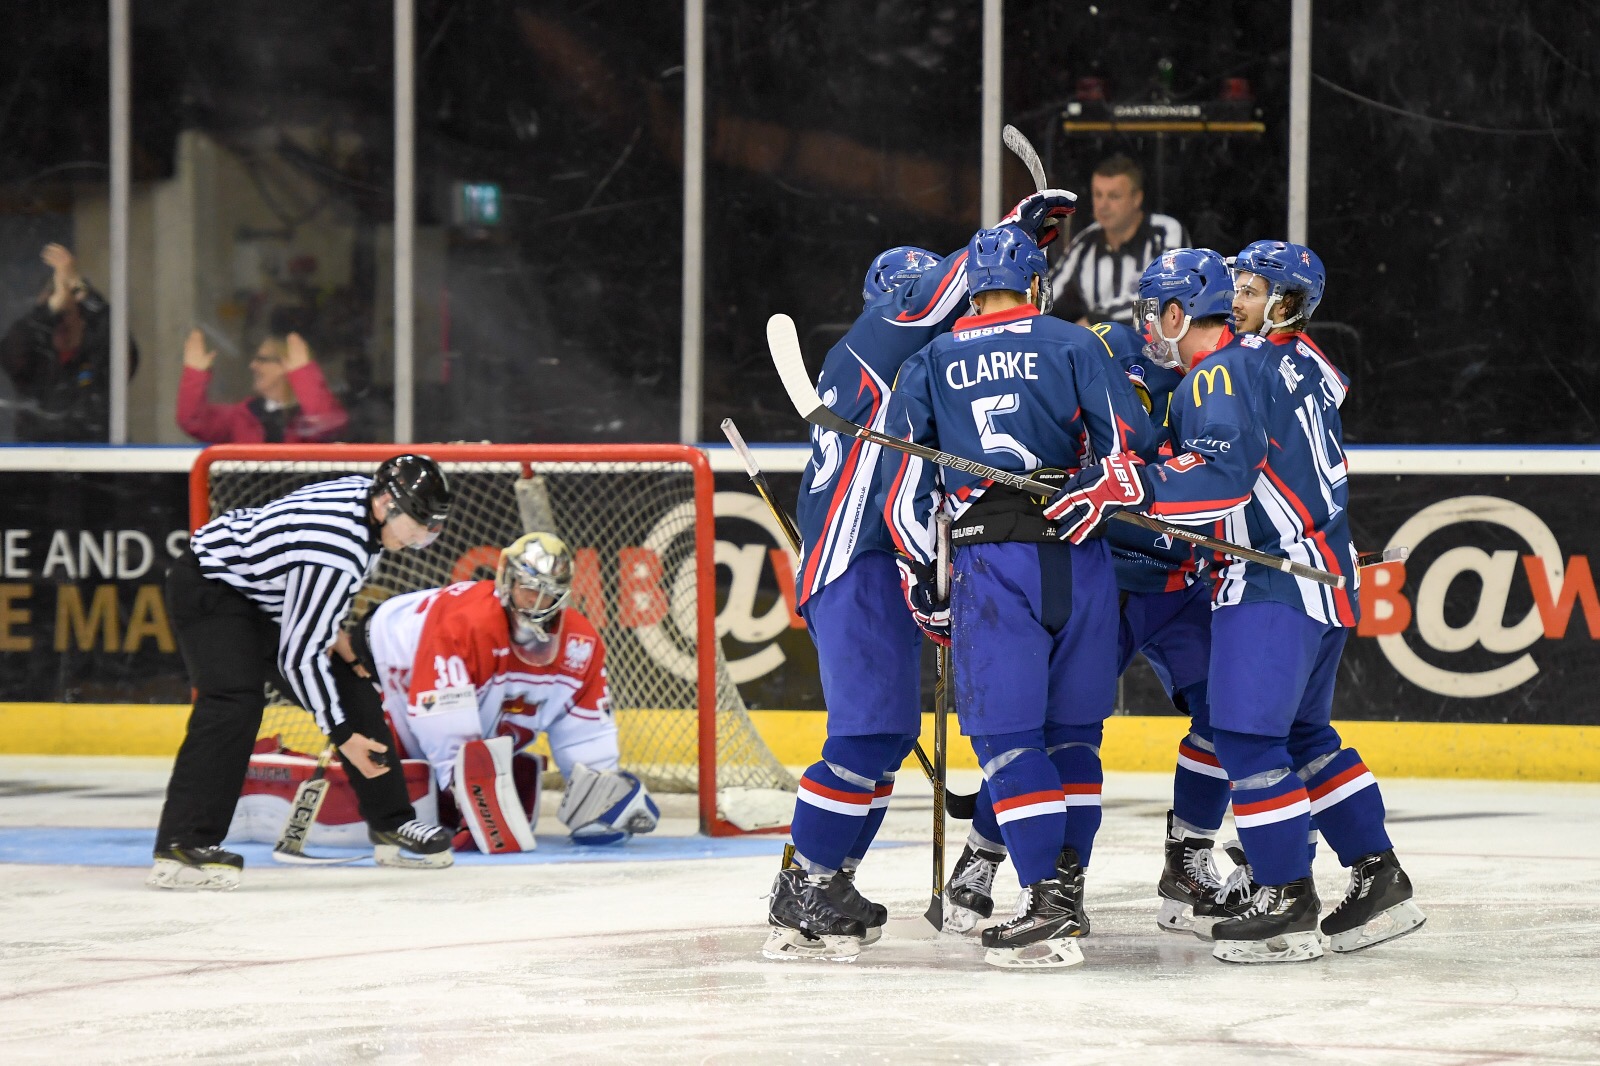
[0, 827, 889, 868]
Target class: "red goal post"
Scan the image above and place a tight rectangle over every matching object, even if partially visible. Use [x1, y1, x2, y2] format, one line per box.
[189, 443, 794, 837]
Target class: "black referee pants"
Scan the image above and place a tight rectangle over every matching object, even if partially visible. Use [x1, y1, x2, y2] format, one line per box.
[155, 552, 416, 850]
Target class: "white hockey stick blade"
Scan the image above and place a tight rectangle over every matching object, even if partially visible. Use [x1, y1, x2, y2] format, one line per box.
[767, 314, 825, 419]
[719, 418, 762, 478]
[1002, 124, 1048, 191]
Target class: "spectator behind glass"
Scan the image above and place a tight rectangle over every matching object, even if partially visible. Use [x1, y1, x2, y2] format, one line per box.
[176, 327, 348, 443]
[1048, 155, 1189, 326]
[0, 243, 140, 442]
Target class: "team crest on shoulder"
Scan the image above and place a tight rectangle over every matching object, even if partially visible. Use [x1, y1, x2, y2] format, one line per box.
[562, 634, 596, 673]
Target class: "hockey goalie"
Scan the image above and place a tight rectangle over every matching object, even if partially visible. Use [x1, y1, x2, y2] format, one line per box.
[352, 532, 660, 852]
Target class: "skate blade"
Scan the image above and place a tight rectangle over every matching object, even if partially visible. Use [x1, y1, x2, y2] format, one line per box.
[1189, 915, 1220, 941]
[146, 859, 240, 891]
[271, 848, 364, 866]
[1156, 897, 1197, 934]
[983, 937, 1085, 969]
[860, 925, 883, 947]
[373, 845, 454, 869]
[1213, 929, 1323, 964]
[1325, 899, 1427, 953]
[761, 926, 861, 962]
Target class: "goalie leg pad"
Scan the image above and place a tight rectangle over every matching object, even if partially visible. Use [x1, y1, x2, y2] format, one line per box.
[452, 737, 537, 854]
[559, 764, 660, 846]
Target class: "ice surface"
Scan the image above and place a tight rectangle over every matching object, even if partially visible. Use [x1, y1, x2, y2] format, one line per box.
[2, 755, 1598, 1064]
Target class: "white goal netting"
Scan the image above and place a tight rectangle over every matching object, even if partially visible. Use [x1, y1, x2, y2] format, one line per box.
[199, 450, 795, 816]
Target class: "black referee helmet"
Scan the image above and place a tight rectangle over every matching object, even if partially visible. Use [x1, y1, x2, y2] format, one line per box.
[372, 454, 452, 531]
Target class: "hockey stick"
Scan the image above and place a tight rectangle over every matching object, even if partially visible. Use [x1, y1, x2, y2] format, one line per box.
[923, 513, 952, 931]
[272, 745, 362, 865]
[720, 418, 978, 821]
[766, 313, 1347, 589]
[1002, 123, 1048, 193]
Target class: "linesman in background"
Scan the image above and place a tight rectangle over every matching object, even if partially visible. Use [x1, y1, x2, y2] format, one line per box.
[150, 454, 457, 889]
[1047, 154, 1188, 326]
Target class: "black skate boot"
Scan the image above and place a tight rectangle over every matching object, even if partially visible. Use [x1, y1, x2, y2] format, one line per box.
[148, 845, 243, 891]
[825, 867, 887, 946]
[1321, 849, 1426, 952]
[981, 848, 1088, 969]
[1210, 875, 1323, 964]
[1155, 812, 1226, 934]
[370, 820, 455, 868]
[1190, 841, 1258, 941]
[763, 866, 867, 962]
[942, 844, 1004, 934]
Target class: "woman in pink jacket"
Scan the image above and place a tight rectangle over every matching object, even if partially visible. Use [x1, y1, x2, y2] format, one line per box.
[177, 328, 348, 443]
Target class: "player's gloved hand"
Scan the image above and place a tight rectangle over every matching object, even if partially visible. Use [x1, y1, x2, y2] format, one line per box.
[1000, 189, 1077, 249]
[1044, 452, 1151, 545]
[895, 554, 950, 647]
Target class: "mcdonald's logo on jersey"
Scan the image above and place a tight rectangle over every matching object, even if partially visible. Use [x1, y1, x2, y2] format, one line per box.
[1192, 364, 1234, 406]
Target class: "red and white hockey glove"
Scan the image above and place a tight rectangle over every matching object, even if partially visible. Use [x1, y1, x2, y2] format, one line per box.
[1000, 189, 1077, 249]
[1044, 453, 1151, 545]
[895, 554, 950, 647]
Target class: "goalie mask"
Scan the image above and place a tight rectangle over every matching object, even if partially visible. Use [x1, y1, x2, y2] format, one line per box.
[497, 532, 573, 663]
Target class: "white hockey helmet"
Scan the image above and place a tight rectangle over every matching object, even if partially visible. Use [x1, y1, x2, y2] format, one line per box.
[496, 532, 574, 652]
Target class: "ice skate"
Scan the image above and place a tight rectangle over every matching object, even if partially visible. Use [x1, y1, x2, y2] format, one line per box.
[370, 820, 455, 868]
[1321, 849, 1426, 953]
[981, 849, 1087, 969]
[942, 844, 1003, 935]
[825, 867, 887, 946]
[147, 845, 243, 890]
[763, 867, 866, 962]
[1211, 876, 1324, 964]
[1155, 812, 1226, 934]
[1190, 841, 1257, 941]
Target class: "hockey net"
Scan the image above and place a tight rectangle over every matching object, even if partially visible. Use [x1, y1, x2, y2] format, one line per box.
[190, 443, 795, 836]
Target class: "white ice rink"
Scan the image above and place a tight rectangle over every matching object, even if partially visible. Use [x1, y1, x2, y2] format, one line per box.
[2, 756, 1598, 1065]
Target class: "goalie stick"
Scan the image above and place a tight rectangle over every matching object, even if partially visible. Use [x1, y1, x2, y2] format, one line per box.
[272, 744, 362, 865]
[720, 417, 978, 821]
[766, 313, 1347, 589]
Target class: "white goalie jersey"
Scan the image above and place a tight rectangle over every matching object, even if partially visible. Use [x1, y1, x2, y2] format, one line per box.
[367, 580, 619, 788]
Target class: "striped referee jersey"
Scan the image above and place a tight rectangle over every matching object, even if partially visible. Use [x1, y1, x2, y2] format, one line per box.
[191, 475, 381, 739]
[1048, 213, 1189, 325]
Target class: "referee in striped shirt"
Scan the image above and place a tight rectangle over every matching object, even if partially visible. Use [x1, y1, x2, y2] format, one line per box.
[151, 454, 455, 889]
[1048, 154, 1189, 325]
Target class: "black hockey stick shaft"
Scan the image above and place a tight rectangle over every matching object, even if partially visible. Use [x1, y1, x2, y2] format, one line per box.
[923, 514, 952, 931]
[767, 313, 1344, 589]
[720, 418, 977, 820]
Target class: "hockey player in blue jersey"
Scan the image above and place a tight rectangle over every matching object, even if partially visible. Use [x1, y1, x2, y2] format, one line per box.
[764, 192, 1077, 962]
[941, 251, 1248, 936]
[1046, 239, 1424, 963]
[882, 223, 1151, 968]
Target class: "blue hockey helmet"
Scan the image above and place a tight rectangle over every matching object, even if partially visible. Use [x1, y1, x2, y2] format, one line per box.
[966, 224, 1049, 302]
[863, 246, 942, 304]
[1136, 247, 1234, 323]
[1136, 248, 1233, 369]
[1231, 240, 1325, 325]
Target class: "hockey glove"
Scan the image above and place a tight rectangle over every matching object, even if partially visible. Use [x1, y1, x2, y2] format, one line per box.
[1044, 452, 1151, 545]
[896, 554, 950, 646]
[1000, 189, 1077, 249]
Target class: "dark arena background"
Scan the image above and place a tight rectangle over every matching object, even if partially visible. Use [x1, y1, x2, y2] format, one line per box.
[0, 2, 1597, 1062]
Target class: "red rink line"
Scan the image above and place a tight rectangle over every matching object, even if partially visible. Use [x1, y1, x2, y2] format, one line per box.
[0, 924, 734, 1004]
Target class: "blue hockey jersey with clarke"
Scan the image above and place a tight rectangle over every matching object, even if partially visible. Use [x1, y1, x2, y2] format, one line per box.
[881, 305, 1153, 566]
[1144, 329, 1360, 626]
[795, 251, 972, 605]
